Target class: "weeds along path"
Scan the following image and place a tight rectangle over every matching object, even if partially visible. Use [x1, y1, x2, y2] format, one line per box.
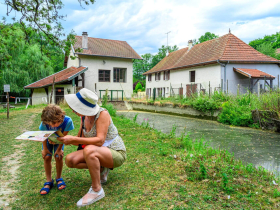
[0, 109, 41, 209]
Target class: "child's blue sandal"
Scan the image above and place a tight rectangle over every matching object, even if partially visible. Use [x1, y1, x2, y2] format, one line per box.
[40, 179, 54, 195]
[56, 178, 66, 190]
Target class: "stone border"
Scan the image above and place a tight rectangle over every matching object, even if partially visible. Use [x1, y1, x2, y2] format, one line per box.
[127, 101, 220, 120]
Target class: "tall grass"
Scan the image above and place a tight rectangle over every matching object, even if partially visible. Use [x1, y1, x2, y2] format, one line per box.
[150, 90, 280, 127]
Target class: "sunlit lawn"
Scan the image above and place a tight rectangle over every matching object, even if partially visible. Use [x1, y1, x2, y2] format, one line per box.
[0, 105, 280, 209]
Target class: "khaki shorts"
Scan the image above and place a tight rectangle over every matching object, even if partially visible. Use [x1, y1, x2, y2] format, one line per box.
[109, 149, 126, 168]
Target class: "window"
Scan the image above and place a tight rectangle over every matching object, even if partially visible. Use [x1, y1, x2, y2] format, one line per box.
[190, 71, 195, 82]
[164, 70, 170, 80]
[114, 68, 126, 82]
[167, 70, 170, 80]
[155, 72, 161, 81]
[148, 74, 152, 81]
[99, 70, 110, 82]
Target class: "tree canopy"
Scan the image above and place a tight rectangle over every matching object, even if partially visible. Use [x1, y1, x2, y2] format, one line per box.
[197, 32, 219, 44]
[133, 45, 178, 89]
[249, 32, 280, 60]
[3, 0, 94, 47]
[0, 22, 71, 95]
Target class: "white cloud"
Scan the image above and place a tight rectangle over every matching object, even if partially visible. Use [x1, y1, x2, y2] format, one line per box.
[1, 0, 280, 55]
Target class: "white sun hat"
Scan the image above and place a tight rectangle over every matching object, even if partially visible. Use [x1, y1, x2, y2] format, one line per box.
[64, 88, 100, 116]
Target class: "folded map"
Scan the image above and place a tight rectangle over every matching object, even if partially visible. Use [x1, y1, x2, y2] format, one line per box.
[16, 130, 64, 144]
[15, 131, 55, 142]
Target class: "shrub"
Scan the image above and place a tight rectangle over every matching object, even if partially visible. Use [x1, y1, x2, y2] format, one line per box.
[102, 103, 116, 117]
[134, 82, 143, 93]
[191, 95, 220, 114]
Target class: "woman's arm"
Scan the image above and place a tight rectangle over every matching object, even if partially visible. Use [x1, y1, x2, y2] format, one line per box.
[58, 111, 110, 146]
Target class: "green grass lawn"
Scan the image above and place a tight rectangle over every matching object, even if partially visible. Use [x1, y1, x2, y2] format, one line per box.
[0, 105, 280, 209]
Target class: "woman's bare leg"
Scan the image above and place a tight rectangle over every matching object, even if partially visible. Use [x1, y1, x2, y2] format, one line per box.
[83, 145, 113, 192]
[65, 150, 88, 169]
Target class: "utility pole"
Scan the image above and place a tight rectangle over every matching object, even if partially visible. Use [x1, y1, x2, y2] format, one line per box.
[165, 31, 171, 54]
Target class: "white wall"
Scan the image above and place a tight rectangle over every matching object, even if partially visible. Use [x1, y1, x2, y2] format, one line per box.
[32, 84, 75, 105]
[146, 64, 221, 97]
[78, 55, 133, 100]
[67, 50, 79, 67]
[32, 88, 48, 105]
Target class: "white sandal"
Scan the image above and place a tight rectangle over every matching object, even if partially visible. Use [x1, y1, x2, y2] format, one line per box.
[76, 186, 105, 207]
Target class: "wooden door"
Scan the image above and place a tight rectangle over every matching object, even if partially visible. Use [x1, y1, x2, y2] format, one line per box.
[55, 88, 64, 104]
[186, 84, 197, 97]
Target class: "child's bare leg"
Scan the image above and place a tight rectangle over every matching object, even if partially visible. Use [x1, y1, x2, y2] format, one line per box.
[55, 156, 65, 190]
[41, 155, 52, 194]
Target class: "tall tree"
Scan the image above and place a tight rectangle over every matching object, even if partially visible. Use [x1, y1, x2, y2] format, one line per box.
[133, 45, 178, 90]
[3, 0, 94, 47]
[0, 22, 72, 95]
[133, 53, 153, 82]
[197, 32, 219, 44]
[249, 32, 280, 60]
[151, 45, 178, 68]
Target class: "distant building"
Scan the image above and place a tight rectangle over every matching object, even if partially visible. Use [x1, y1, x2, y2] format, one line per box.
[143, 33, 280, 97]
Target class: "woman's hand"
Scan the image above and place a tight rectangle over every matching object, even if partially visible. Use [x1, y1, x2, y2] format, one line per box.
[57, 135, 75, 145]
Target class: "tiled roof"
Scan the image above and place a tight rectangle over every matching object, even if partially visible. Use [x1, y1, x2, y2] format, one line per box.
[74, 36, 142, 59]
[233, 68, 275, 78]
[143, 33, 280, 75]
[25, 66, 88, 89]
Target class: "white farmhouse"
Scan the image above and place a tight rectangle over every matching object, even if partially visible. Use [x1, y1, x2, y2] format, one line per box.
[143, 32, 280, 97]
[67, 32, 142, 100]
[25, 32, 142, 105]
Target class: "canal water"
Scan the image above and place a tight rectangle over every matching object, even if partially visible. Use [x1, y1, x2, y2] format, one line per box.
[117, 110, 280, 175]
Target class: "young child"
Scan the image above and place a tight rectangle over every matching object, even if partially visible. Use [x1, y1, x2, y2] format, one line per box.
[39, 104, 74, 195]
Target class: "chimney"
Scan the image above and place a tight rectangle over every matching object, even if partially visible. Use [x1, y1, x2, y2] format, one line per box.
[188, 40, 193, 51]
[82, 32, 88, 49]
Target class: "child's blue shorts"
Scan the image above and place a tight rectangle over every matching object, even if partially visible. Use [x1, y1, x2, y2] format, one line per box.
[42, 139, 65, 158]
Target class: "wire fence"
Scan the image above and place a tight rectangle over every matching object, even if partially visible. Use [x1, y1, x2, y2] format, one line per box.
[145, 76, 280, 100]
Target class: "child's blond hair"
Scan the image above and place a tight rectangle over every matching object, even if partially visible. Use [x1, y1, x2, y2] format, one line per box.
[41, 104, 65, 125]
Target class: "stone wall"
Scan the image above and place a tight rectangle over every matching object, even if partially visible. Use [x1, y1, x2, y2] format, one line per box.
[127, 101, 220, 120]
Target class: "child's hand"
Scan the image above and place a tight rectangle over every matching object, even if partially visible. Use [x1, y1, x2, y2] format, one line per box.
[48, 139, 56, 145]
[57, 135, 74, 145]
[42, 149, 52, 159]
[54, 149, 64, 160]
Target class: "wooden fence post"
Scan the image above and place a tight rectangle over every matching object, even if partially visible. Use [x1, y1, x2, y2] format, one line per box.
[50, 76, 55, 104]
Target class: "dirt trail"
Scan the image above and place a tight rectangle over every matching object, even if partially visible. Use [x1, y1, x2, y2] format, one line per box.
[0, 114, 37, 209]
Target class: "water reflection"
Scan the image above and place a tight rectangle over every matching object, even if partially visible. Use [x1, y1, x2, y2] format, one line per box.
[118, 111, 280, 175]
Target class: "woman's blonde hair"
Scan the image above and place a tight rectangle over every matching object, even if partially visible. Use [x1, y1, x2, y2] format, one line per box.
[41, 104, 65, 125]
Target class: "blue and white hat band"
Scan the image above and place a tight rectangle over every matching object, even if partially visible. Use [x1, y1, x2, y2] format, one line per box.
[76, 92, 96, 108]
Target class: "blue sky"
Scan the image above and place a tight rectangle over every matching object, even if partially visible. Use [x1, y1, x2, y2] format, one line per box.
[1, 0, 280, 55]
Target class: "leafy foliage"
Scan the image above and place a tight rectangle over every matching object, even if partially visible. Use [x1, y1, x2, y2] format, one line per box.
[0, 22, 75, 95]
[249, 32, 280, 60]
[197, 32, 219, 44]
[190, 94, 220, 114]
[133, 45, 178, 86]
[3, 0, 94, 47]
[134, 82, 143, 93]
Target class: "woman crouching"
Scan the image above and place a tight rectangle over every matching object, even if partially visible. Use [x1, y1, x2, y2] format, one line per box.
[58, 88, 126, 207]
